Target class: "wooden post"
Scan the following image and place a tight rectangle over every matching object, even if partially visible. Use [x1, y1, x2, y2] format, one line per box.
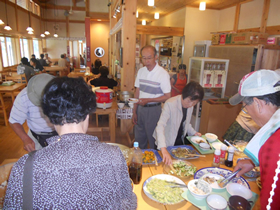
[85, 17, 91, 67]
[233, 3, 241, 32]
[260, 0, 270, 33]
[255, 44, 264, 71]
[121, 0, 137, 92]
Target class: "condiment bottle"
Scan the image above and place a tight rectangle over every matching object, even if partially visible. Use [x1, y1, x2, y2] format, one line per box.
[220, 145, 228, 165]
[212, 149, 221, 167]
[128, 142, 143, 184]
[225, 146, 235, 167]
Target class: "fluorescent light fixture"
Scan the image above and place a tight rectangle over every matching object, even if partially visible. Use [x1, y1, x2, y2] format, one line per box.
[97, 19, 101, 21]
[148, 0, 154, 6]
[4, 24, 12, 30]
[199, 2, 206, 11]
[0, 20, 4, 25]
[154, 12, 159, 19]
[136, 11, 138, 18]
[45, 30, 50, 35]
[40, 33, 45, 37]
[26, 26, 34, 32]
[28, 31, 33, 34]
[54, 33, 58, 37]
[142, 20, 146, 25]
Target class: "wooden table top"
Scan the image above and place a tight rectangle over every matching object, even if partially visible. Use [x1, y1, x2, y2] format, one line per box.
[135, 149, 261, 210]
[0, 83, 26, 92]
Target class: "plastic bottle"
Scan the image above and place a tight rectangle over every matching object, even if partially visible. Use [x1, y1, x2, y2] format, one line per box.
[225, 146, 235, 167]
[220, 145, 228, 165]
[128, 142, 143, 184]
[212, 149, 221, 167]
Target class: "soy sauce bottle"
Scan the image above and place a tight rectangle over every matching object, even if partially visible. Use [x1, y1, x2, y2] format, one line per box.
[225, 146, 235, 167]
[128, 142, 143, 184]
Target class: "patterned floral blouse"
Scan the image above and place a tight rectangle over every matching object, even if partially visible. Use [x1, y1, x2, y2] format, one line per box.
[4, 133, 137, 209]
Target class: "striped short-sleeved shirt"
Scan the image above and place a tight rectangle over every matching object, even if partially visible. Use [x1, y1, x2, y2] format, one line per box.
[9, 87, 55, 133]
[135, 63, 171, 99]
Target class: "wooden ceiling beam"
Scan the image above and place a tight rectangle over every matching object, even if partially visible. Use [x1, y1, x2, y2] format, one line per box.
[233, 3, 241, 32]
[136, 25, 184, 36]
[42, 4, 85, 11]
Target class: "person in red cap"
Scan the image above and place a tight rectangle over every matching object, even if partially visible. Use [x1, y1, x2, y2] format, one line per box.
[229, 70, 280, 210]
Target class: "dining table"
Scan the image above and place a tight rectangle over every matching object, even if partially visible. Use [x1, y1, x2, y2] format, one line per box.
[134, 147, 261, 210]
[0, 83, 26, 102]
[45, 66, 66, 76]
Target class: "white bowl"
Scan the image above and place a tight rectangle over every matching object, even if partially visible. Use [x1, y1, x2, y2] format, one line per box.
[206, 194, 227, 210]
[128, 102, 134, 108]
[128, 98, 139, 103]
[211, 142, 227, 150]
[191, 136, 207, 144]
[226, 183, 252, 200]
[117, 103, 125, 108]
[188, 179, 212, 200]
[205, 133, 218, 142]
[199, 143, 210, 150]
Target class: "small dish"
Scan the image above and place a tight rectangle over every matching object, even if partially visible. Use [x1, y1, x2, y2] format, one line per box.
[211, 142, 227, 150]
[201, 173, 225, 189]
[205, 133, 218, 142]
[191, 136, 207, 144]
[187, 179, 212, 200]
[226, 183, 253, 200]
[206, 194, 227, 210]
[128, 98, 139, 103]
[199, 143, 210, 150]
[228, 195, 253, 210]
[117, 103, 125, 108]
[128, 102, 134, 108]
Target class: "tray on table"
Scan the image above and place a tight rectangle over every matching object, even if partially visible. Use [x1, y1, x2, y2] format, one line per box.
[167, 145, 200, 160]
[142, 149, 162, 165]
[187, 135, 224, 154]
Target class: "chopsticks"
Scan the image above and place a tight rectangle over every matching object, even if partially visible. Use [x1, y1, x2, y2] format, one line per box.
[165, 181, 188, 188]
[185, 154, 206, 157]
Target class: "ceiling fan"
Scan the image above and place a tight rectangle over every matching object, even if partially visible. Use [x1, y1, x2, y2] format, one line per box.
[64, 0, 73, 16]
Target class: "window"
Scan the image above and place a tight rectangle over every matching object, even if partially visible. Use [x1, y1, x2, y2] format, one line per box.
[6, 37, 15, 66]
[0, 37, 8, 67]
[20, 38, 30, 59]
[17, 0, 27, 10]
[0, 37, 18, 67]
[33, 39, 39, 58]
[16, 0, 40, 16]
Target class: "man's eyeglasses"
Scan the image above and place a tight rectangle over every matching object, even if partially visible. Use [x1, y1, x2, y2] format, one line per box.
[141, 57, 154, 61]
[241, 104, 248, 114]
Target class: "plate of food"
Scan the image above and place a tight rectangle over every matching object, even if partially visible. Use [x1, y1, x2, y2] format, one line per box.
[142, 149, 162, 165]
[194, 167, 250, 189]
[163, 160, 196, 178]
[167, 145, 199, 160]
[190, 136, 207, 144]
[200, 173, 225, 189]
[143, 174, 187, 205]
[128, 98, 139, 103]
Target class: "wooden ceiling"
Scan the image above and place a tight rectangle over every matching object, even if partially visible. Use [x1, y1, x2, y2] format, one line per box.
[136, 0, 250, 24]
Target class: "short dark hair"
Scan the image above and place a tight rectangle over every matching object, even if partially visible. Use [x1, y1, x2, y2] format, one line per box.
[182, 81, 204, 101]
[41, 77, 96, 125]
[40, 54, 44, 59]
[94, 59, 102, 69]
[31, 54, 36, 58]
[21, 57, 29, 65]
[178, 64, 187, 70]
[61, 54, 65, 58]
[140, 45, 157, 57]
[30, 58, 37, 64]
[99, 66, 109, 77]
[243, 81, 280, 107]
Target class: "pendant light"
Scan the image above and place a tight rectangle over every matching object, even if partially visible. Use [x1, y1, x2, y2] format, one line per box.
[142, 20, 146, 25]
[53, 0, 58, 37]
[44, 6, 49, 35]
[40, 8, 45, 37]
[199, 2, 206, 11]
[41, 33, 45, 37]
[148, 0, 154, 7]
[4, 0, 12, 30]
[154, 12, 159, 19]
[26, 2, 34, 32]
[136, 11, 138, 18]
[54, 33, 58, 37]
[0, 19, 4, 25]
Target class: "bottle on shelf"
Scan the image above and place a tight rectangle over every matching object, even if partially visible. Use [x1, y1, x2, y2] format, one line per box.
[128, 142, 143, 184]
[225, 146, 235, 167]
[212, 149, 221, 167]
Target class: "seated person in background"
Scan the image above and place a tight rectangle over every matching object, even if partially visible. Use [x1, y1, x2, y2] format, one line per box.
[92, 59, 102, 75]
[171, 64, 188, 97]
[80, 54, 84, 65]
[30, 58, 45, 73]
[31, 54, 36, 59]
[17, 57, 35, 82]
[230, 70, 280, 209]
[45, 53, 52, 65]
[64, 53, 70, 63]
[4, 77, 137, 209]
[89, 66, 118, 89]
[58, 54, 70, 76]
[9, 74, 57, 152]
[39, 54, 48, 67]
[153, 81, 204, 165]
[223, 109, 260, 143]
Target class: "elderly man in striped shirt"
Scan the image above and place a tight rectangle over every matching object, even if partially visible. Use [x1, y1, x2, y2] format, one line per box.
[9, 74, 57, 152]
[133, 45, 171, 149]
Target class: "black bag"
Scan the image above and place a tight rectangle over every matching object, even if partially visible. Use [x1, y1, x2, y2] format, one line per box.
[30, 130, 58, 147]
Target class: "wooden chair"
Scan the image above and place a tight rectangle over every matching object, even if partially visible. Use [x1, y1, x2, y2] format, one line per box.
[0, 93, 12, 126]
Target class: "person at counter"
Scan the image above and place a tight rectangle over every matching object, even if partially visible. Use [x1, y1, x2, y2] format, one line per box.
[170, 64, 188, 97]
[133, 45, 171, 149]
[153, 81, 203, 165]
[4, 77, 137, 209]
[230, 70, 280, 210]
[89, 66, 117, 89]
[92, 59, 102, 75]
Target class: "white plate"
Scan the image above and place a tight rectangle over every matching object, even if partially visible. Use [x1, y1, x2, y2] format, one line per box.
[211, 142, 227, 150]
[190, 136, 207, 144]
[128, 98, 139, 103]
[201, 173, 225, 189]
[143, 174, 187, 205]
